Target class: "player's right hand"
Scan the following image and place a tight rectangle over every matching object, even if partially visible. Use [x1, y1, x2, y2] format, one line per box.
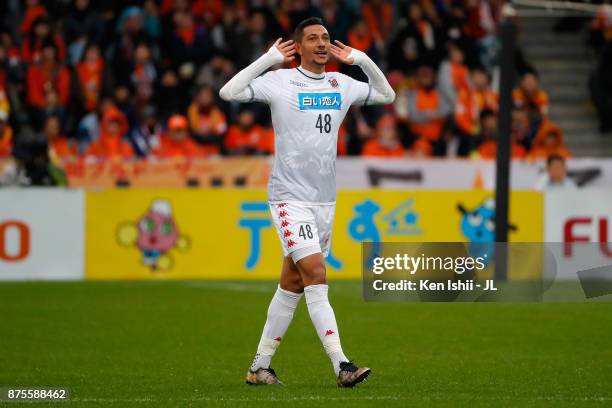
[273, 38, 296, 63]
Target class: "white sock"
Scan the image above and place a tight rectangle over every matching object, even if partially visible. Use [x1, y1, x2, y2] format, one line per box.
[304, 284, 349, 375]
[250, 285, 303, 371]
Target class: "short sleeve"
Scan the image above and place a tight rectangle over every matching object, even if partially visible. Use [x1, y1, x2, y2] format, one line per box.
[348, 77, 373, 106]
[249, 70, 279, 104]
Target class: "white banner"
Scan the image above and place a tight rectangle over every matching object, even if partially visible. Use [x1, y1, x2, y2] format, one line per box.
[544, 189, 612, 279]
[336, 158, 612, 190]
[0, 189, 84, 280]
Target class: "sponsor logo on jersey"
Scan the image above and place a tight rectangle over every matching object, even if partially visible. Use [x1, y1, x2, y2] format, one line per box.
[328, 78, 339, 88]
[298, 93, 342, 110]
[290, 80, 308, 87]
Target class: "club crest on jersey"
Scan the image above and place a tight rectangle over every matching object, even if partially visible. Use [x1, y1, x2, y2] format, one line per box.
[298, 92, 342, 110]
[328, 78, 339, 88]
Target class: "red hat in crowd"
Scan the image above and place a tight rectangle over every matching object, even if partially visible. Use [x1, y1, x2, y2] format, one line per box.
[168, 114, 188, 130]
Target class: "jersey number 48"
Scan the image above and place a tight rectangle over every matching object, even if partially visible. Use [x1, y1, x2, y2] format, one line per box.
[315, 114, 332, 134]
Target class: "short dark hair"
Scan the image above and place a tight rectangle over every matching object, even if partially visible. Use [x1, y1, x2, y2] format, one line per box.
[547, 154, 565, 167]
[294, 17, 325, 42]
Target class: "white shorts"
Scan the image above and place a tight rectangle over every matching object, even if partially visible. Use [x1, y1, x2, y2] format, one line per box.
[269, 201, 335, 263]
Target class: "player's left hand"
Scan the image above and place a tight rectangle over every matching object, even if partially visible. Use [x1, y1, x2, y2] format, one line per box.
[330, 40, 355, 65]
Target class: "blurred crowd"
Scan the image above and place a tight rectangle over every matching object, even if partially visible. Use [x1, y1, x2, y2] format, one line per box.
[0, 0, 573, 182]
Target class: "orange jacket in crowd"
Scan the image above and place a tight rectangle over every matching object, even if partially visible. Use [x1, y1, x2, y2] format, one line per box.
[187, 103, 227, 155]
[455, 88, 498, 134]
[477, 140, 527, 160]
[26, 63, 71, 108]
[49, 137, 78, 161]
[362, 139, 405, 157]
[153, 134, 202, 159]
[0, 124, 13, 157]
[407, 88, 450, 141]
[411, 138, 433, 157]
[362, 1, 394, 41]
[512, 88, 549, 116]
[19, 4, 46, 34]
[21, 35, 67, 64]
[528, 120, 571, 160]
[76, 59, 104, 112]
[224, 124, 274, 154]
[85, 107, 133, 159]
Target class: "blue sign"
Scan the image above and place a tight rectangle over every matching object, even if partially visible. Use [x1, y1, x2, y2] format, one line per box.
[298, 93, 342, 110]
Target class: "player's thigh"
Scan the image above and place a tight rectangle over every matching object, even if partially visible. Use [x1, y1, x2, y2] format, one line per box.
[314, 204, 335, 257]
[280, 256, 304, 293]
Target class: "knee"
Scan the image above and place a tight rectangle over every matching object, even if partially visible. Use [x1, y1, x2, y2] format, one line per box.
[281, 274, 304, 293]
[304, 262, 326, 285]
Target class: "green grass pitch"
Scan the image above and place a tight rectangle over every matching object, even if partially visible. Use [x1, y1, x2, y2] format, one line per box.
[1, 280, 611, 407]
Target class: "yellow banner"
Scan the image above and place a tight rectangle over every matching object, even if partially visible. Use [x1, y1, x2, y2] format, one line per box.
[85, 190, 542, 280]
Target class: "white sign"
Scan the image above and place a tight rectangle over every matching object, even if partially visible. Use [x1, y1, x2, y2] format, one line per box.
[544, 189, 612, 280]
[336, 158, 612, 190]
[0, 189, 84, 280]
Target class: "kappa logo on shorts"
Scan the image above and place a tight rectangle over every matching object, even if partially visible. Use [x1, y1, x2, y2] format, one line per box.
[298, 93, 342, 110]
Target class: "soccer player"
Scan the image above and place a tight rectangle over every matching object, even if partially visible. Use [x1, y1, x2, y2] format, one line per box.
[219, 17, 395, 387]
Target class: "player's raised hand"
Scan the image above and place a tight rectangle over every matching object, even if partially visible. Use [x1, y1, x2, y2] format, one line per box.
[330, 40, 355, 65]
[273, 38, 296, 63]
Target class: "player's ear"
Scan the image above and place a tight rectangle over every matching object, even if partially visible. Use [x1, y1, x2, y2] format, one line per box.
[295, 41, 302, 56]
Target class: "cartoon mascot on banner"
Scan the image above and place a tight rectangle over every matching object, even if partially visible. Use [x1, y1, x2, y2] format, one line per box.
[116, 199, 190, 271]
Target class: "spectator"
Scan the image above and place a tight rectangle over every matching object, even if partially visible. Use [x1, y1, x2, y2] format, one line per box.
[347, 18, 379, 62]
[411, 138, 433, 157]
[511, 106, 537, 150]
[142, 0, 162, 39]
[361, 0, 394, 44]
[169, 10, 212, 66]
[438, 42, 471, 106]
[234, 11, 274, 69]
[535, 154, 576, 190]
[362, 115, 405, 157]
[475, 109, 527, 160]
[454, 67, 498, 154]
[26, 43, 70, 111]
[21, 17, 66, 64]
[528, 120, 571, 160]
[195, 55, 235, 92]
[109, 6, 153, 88]
[187, 85, 227, 155]
[130, 105, 162, 157]
[85, 106, 133, 159]
[0, 109, 13, 157]
[44, 115, 77, 161]
[224, 107, 272, 155]
[589, 0, 612, 52]
[63, 0, 104, 63]
[388, 3, 436, 73]
[75, 43, 105, 113]
[64, 0, 104, 44]
[76, 97, 113, 153]
[153, 114, 201, 159]
[19, 0, 47, 36]
[130, 43, 157, 107]
[513, 71, 549, 118]
[319, 0, 353, 44]
[399, 65, 452, 155]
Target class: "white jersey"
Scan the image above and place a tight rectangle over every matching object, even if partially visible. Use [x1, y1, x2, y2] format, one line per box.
[248, 67, 372, 203]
